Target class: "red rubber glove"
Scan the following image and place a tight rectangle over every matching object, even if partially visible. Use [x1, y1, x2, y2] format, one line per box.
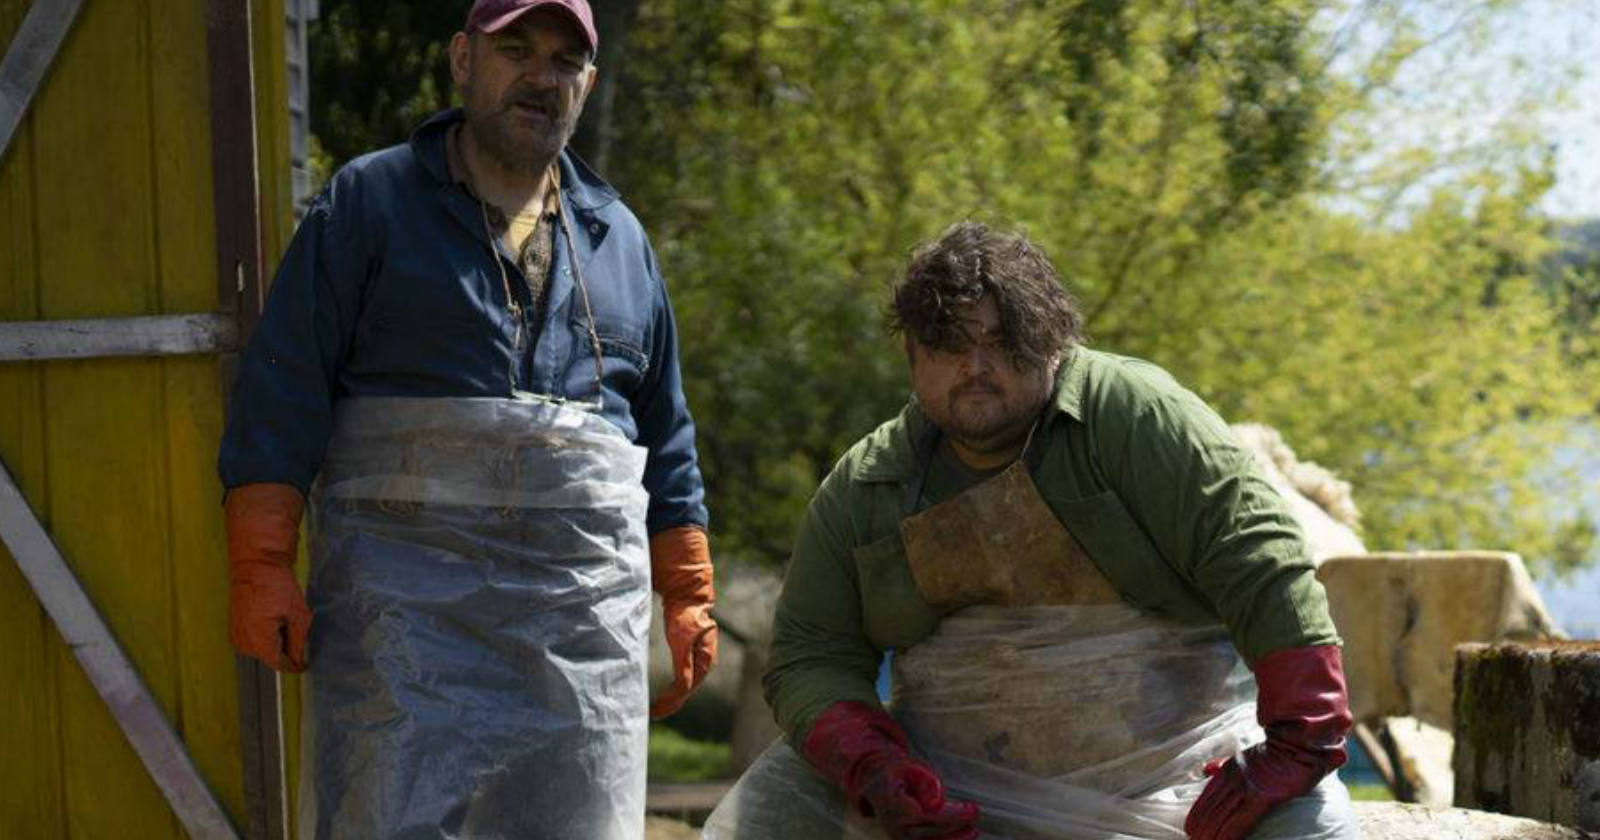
[650, 526, 718, 718]
[802, 701, 981, 840]
[225, 483, 311, 673]
[1185, 644, 1352, 840]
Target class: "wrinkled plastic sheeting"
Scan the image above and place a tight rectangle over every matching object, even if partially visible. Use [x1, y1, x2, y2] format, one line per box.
[300, 397, 651, 840]
[705, 605, 1358, 839]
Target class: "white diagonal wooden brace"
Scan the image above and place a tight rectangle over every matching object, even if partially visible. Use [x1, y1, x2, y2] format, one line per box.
[0, 0, 87, 163]
[0, 456, 240, 839]
[0, 313, 240, 362]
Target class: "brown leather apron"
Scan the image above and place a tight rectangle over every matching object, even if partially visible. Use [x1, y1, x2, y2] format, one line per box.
[901, 459, 1121, 610]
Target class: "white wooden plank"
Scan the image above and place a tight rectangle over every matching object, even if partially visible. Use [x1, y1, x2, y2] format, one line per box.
[0, 313, 238, 361]
[0, 0, 87, 162]
[0, 455, 240, 839]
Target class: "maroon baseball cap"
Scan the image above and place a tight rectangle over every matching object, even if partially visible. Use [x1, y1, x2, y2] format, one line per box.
[465, 0, 597, 52]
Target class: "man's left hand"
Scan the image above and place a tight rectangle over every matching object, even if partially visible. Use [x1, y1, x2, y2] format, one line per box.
[1185, 644, 1351, 840]
[649, 526, 717, 718]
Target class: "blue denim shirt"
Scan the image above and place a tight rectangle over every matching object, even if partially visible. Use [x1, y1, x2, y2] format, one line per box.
[219, 109, 707, 533]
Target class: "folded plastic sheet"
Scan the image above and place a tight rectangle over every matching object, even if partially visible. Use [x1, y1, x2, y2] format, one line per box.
[299, 397, 650, 840]
[705, 604, 1357, 839]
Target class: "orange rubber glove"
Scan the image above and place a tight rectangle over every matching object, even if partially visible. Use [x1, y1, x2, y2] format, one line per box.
[649, 525, 717, 718]
[225, 483, 311, 673]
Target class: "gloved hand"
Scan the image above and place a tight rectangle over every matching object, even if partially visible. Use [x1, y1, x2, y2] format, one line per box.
[225, 483, 311, 673]
[649, 525, 718, 718]
[1185, 644, 1352, 840]
[802, 701, 981, 840]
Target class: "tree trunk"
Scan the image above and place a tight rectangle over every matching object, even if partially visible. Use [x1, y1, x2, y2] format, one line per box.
[572, 0, 640, 176]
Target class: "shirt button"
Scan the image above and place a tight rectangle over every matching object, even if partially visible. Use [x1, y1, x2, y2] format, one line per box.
[588, 223, 600, 234]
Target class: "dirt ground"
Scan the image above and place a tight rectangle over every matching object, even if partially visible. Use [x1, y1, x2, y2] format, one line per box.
[645, 815, 701, 839]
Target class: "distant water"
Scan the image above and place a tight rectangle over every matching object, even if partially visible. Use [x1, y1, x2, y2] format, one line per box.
[1534, 426, 1600, 639]
[1537, 564, 1600, 639]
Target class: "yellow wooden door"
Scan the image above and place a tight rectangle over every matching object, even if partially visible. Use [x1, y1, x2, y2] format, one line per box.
[0, 0, 291, 836]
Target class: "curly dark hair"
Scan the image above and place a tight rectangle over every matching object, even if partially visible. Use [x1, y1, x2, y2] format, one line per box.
[889, 221, 1085, 370]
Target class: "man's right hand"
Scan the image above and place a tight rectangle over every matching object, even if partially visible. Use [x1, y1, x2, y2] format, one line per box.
[225, 483, 311, 672]
[802, 701, 980, 840]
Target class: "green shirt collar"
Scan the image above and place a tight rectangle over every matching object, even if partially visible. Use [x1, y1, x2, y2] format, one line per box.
[854, 347, 1091, 483]
[1052, 345, 1090, 422]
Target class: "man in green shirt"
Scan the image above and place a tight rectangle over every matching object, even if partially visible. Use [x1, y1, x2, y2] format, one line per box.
[759, 222, 1358, 840]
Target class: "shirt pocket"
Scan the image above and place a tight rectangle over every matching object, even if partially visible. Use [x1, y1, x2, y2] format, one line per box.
[571, 306, 647, 358]
[852, 531, 940, 650]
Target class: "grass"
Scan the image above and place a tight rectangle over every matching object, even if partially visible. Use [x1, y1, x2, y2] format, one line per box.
[648, 723, 732, 782]
[1346, 782, 1396, 801]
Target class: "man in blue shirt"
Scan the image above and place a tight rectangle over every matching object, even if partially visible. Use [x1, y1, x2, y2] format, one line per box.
[218, 1, 716, 833]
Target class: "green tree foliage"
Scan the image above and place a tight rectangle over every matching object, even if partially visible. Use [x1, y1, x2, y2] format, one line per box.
[604, 0, 1597, 574]
[1175, 177, 1595, 573]
[306, 0, 1598, 575]
[1547, 220, 1600, 370]
[307, 1, 460, 176]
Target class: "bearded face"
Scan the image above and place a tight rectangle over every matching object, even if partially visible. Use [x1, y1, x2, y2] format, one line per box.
[452, 9, 595, 175]
[908, 297, 1058, 466]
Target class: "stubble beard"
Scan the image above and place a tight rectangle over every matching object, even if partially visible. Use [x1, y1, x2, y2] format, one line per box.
[938, 390, 1036, 457]
[463, 85, 579, 176]
[927, 364, 1057, 460]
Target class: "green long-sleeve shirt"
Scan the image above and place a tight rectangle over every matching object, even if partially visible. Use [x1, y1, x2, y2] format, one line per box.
[763, 348, 1341, 746]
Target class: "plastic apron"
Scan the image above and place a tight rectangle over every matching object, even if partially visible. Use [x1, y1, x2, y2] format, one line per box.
[300, 395, 651, 839]
[705, 447, 1357, 840]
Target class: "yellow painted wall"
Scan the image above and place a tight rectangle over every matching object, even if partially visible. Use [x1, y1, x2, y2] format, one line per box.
[0, 0, 291, 836]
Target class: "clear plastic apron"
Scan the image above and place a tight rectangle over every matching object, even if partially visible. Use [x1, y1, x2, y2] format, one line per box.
[705, 453, 1355, 839]
[299, 396, 650, 840]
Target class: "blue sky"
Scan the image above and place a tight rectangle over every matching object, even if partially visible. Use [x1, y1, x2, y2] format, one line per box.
[1325, 0, 1599, 220]
[1440, 0, 1598, 218]
[1495, 0, 1599, 219]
